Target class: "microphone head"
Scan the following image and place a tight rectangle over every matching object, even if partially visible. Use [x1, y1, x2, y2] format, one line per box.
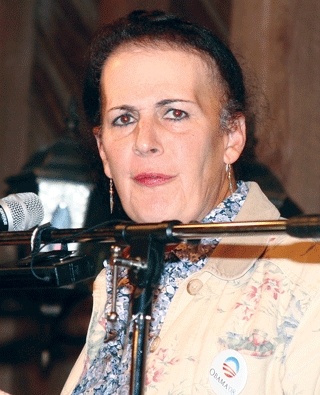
[1, 192, 44, 231]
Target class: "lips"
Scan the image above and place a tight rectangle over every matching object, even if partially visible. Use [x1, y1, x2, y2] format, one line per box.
[133, 173, 174, 187]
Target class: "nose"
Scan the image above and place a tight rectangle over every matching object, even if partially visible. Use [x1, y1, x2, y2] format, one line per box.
[133, 118, 163, 156]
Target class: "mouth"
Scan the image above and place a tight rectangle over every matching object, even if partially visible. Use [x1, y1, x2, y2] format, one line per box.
[133, 172, 175, 187]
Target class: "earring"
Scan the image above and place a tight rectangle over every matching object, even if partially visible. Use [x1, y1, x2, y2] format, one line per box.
[109, 178, 114, 214]
[226, 164, 234, 195]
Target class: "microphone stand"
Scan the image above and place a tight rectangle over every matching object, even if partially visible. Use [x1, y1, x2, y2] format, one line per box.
[0, 214, 320, 246]
[0, 215, 320, 394]
[128, 237, 167, 395]
[115, 222, 179, 395]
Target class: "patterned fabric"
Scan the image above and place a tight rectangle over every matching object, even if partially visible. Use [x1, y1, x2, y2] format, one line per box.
[72, 181, 248, 394]
[63, 182, 320, 395]
[143, 254, 320, 394]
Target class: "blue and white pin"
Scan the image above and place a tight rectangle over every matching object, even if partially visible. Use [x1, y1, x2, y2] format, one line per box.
[209, 349, 247, 394]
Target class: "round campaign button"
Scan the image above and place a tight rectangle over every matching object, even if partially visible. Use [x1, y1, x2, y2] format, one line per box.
[209, 349, 247, 395]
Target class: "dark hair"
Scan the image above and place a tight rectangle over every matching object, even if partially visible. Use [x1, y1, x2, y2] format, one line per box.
[83, 10, 247, 130]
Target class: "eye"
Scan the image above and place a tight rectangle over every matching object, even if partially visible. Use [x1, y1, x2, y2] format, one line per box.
[164, 108, 189, 121]
[112, 113, 136, 127]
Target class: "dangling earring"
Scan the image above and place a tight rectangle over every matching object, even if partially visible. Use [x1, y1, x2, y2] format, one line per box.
[226, 163, 234, 195]
[109, 178, 114, 214]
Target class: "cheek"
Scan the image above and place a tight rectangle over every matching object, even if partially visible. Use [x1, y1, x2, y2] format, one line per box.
[186, 135, 224, 173]
[105, 142, 132, 182]
[96, 137, 113, 178]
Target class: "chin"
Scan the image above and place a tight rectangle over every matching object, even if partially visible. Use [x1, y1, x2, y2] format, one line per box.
[133, 215, 170, 224]
[125, 199, 186, 223]
[129, 209, 177, 224]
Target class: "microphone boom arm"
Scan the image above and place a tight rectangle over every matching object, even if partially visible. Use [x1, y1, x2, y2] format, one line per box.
[0, 214, 320, 246]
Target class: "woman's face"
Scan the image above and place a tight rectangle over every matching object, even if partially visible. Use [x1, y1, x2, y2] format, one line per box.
[96, 45, 245, 223]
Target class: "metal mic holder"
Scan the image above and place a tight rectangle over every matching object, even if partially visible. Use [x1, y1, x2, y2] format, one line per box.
[1, 215, 320, 393]
[1, 214, 320, 247]
[120, 222, 179, 395]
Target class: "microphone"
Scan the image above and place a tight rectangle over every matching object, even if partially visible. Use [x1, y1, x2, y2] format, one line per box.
[0, 192, 44, 231]
[0, 194, 96, 288]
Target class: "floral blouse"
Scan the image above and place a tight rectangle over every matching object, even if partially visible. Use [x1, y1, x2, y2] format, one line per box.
[72, 182, 248, 394]
[65, 181, 320, 395]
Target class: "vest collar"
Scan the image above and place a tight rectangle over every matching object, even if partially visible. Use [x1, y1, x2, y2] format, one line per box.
[206, 182, 281, 280]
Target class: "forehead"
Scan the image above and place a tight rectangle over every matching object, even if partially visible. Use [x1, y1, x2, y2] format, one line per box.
[108, 40, 217, 69]
[100, 43, 222, 99]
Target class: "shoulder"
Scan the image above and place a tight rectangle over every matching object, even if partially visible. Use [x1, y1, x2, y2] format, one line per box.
[262, 233, 320, 297]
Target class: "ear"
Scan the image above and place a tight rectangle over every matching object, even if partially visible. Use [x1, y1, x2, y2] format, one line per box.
[223, 115, 246, 165]
[93, 126, 112, 178]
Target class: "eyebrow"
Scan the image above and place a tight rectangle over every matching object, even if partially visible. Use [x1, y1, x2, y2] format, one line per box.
[108, 105, 136, 113]
[108, 99, 195, 113]
[156, 99, 194, 107]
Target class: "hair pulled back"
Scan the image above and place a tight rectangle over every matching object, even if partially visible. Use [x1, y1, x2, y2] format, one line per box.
[83, 10, 247, 129]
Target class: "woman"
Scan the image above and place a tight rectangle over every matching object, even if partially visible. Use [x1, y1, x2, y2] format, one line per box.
[62, 10, 320, 395]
